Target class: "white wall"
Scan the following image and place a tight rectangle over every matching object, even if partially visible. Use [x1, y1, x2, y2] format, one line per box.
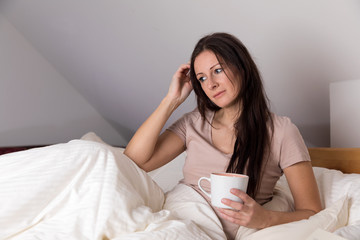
[1, 0, 360, 147]
[0, 14, 127, 146]
[330, 79, 360, 148]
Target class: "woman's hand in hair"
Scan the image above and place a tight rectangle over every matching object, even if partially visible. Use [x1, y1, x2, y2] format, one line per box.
[166, 63, 193, 109]
[217, 189, 272, 229]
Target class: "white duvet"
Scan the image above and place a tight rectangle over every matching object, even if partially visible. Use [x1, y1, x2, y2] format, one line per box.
[0, 136, 359, 240]
[0, 140, 224, 240]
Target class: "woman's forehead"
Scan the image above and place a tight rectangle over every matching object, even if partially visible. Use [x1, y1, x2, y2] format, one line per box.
[194, 50, 220, 72]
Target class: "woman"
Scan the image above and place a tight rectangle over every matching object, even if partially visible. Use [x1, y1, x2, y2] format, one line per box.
[124, 32, 322, 239]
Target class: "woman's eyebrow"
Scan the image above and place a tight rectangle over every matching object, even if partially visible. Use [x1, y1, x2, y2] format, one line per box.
[210, 63, 221, 70]
[196, 63, 221, 76]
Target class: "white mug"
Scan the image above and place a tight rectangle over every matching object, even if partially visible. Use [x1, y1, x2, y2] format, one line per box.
[198, 172, 249, 209]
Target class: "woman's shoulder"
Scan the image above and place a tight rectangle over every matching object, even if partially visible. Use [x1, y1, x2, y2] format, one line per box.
[271, 113, 295, 129]
[270, 113, 303, 142]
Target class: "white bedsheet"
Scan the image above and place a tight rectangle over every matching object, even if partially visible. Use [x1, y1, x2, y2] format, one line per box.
[0, 140, 217, 240]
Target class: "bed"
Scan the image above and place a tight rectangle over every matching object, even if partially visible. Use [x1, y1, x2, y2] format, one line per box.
[0, 132, 359, 240]
[309, 147, 360, 174]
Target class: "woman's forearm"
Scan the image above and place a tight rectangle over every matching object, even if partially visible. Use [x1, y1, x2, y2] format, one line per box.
[263, 208, 318, 229]
[124, 63, 192, 168]
[124, 96, 178, 167]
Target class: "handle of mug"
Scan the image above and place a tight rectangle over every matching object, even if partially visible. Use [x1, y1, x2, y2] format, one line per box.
[198, 177, 211, 198]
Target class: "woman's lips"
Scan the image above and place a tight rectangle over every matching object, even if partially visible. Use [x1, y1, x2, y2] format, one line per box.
[213, 90, 225, 98]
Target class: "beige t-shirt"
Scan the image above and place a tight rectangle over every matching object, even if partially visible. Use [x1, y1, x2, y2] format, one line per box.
[167, 108, 310, 239]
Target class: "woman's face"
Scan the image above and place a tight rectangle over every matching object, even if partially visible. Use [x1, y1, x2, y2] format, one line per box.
[194, 50, 240, 109]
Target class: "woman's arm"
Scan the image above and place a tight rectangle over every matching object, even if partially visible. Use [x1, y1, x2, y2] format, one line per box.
[124, 63, 192, 172]
[218, 161, 322, 229]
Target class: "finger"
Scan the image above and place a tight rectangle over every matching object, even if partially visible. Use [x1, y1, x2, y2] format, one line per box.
[177, 65, 191, 79]
[217, 208, 244, 225]
[172, 66, 190, 84]
[221, 198, 245, 211]
[179, 63, 190, 71]
[230, 188, 252, 203]
[218, 207, 241, 217]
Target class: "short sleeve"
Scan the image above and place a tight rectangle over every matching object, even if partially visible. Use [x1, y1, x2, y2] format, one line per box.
[278, 118, 311, 170]
[167, 114, 188, 144]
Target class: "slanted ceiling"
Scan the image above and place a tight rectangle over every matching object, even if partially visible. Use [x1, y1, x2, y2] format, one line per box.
[1, 0, 360, 147]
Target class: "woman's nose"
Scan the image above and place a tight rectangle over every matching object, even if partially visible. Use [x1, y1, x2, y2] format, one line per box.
[206, 77, 218, 90]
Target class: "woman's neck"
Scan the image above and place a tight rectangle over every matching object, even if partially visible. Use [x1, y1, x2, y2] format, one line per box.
[213, 106, 240, 129]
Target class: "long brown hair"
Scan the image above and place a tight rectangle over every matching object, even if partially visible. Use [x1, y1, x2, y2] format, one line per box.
[189, 32, 273, 198]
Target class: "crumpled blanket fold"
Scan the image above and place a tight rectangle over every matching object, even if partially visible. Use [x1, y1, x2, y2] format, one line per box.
[0, 140, 216, 240]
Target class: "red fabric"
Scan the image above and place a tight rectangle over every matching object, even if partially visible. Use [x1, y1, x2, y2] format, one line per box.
[0, 146, 45, 156]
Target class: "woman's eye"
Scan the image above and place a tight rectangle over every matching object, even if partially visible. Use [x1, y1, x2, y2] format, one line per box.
[215, 68, 223, 74]
[198, 76, 207, 82]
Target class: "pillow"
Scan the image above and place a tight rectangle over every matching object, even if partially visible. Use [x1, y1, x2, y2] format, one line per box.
[312, 167, 360, 240]
[262, 184, 294, 212]
[81, 132, 115, 147]
[334, 224, 360, 240]
[275, 167, 360, 219]
[269, 166, 360, 240]
[80, 132, 185, 191]
[147, 153, 185, 192]
[244, 196, 349, 240]
[312, 167, 360, 225]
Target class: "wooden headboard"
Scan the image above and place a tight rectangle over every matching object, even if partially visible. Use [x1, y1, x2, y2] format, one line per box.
[309, 148, 360, 174]
[1, 146, 360, 174]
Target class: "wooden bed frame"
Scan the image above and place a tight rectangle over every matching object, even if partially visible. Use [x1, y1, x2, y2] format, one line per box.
[309, 147, 360, 174]
[1, 146, 360, 174]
